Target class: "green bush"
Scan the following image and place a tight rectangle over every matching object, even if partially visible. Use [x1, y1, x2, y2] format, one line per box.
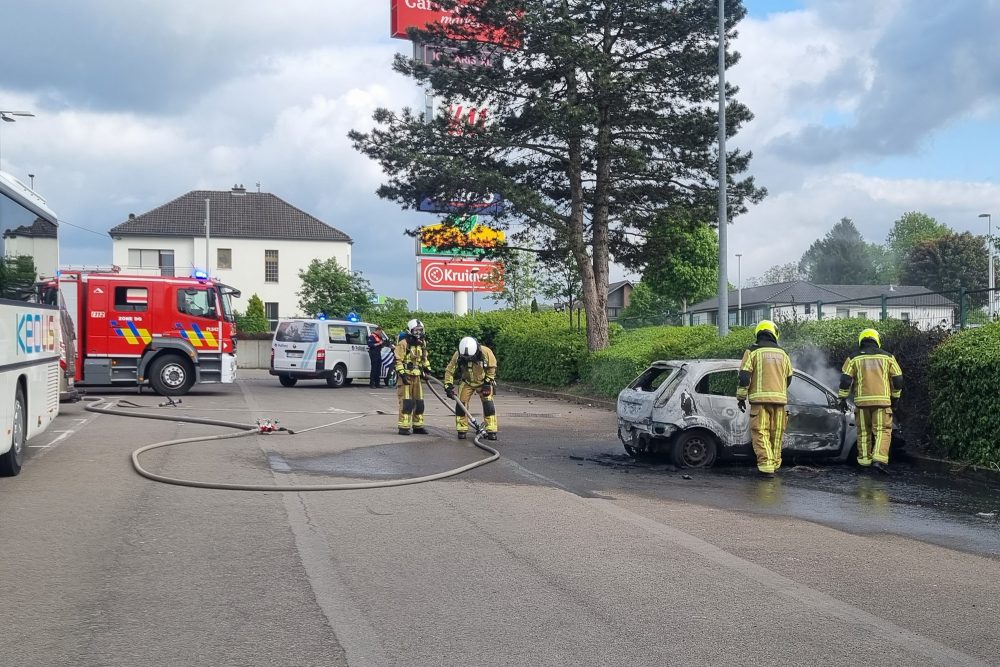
[928, 323, 1000, 466]
[235, 294, 270, 335]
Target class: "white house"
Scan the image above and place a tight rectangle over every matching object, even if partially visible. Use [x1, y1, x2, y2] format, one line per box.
[688, 280, 957, 331]
[4, 217, 59, 281]
[109, 185, 353, 328]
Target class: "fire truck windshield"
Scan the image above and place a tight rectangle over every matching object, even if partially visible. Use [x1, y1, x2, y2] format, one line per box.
[217, 286, 236, 323]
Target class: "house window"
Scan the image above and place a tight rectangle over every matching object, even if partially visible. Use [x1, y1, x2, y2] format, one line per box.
[900, 312, 911, 321]
[265, 302, 279, 331]
[836, 307, 850, 319]
[128, 249, 175, 277]
[856, 311, 868, 320]
[114, 286, 147, 312]
[217, 248, 232, 270]
[264, 250, 279, 283]
[805, 303, 812, 315]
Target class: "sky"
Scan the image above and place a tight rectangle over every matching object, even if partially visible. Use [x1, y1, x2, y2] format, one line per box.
[2, 0, 1000, 312]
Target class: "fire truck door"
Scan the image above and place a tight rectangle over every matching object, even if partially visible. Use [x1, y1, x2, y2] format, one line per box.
[85, 283, 109, 355]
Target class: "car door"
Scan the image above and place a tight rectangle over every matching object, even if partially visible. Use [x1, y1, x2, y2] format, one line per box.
[782, 373, 846, 455]
[273, 320, 319, 372]
[692, 369, 749, 447]
[344, 325, 370, 376]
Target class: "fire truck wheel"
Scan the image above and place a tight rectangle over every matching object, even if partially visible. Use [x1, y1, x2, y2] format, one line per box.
[0, 384, 26, 476]
[278, 375, 298, 387]
[326, 364, 348, 388]
[149, 355, 195, 396]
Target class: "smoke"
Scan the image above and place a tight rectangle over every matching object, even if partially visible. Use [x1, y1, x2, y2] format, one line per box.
[791, 345, 842, 391]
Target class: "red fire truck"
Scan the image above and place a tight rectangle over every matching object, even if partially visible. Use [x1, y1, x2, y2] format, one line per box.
[56, 270, 241, 396]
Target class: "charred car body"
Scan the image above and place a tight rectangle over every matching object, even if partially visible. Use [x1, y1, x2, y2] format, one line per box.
[617, 359, 902, 469]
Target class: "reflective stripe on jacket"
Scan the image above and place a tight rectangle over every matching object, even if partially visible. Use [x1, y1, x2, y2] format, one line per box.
[444, 346, 498, 387]
[737, 344, 793, 404]
[394, 338, 430, 376]
[838, 350, 902, 407]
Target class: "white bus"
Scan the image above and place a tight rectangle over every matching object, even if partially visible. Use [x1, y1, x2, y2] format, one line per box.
[0, 170, 60, 476]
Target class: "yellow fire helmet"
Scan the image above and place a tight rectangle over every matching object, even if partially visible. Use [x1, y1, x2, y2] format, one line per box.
[859, 328, 881, 348]
[754, 319, 779, 340]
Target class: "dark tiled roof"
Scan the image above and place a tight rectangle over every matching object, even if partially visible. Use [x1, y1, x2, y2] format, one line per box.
[608, 280, 633, 295]
[3, 216, 57, 239]
[690, 280, 956, 311]
[108, 189, 352, 243]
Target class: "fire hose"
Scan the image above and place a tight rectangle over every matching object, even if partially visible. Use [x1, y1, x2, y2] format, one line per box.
[83, 377, 499, 491]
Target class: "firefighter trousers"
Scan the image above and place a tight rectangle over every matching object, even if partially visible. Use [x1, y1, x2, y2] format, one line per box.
[749, 403, 788, 473]
[455, 382, 498, 434]
[856, 406, 892, 466]
[396, 376, 425, 430]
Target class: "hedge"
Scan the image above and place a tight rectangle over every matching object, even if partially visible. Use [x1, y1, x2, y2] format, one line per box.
[928, 323, 1000, 466]
[587, 326, 716, 397]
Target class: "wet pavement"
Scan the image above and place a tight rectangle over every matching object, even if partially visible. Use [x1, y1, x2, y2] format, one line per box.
[508, 438, 1000, 557]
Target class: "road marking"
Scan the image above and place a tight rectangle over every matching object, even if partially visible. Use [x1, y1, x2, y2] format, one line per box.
[587, 498, 987, 667]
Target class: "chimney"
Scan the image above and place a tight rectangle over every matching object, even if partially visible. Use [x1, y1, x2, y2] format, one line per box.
[232, 184, 246, 196]
[128, 213, 136, 220]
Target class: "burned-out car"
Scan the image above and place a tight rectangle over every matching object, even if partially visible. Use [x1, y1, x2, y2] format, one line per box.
[617, 359, 901, 468]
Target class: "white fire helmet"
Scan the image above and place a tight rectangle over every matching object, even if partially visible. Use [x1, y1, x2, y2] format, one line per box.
[407, 318, 425, 335]
[458, 336, 479, 358]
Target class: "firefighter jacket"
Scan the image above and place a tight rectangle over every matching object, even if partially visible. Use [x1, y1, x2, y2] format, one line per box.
[394, 337, 430, 377]
[444, 346, 498, 388]
[838, 347, 903, 407]
[737, 342, 793, 405]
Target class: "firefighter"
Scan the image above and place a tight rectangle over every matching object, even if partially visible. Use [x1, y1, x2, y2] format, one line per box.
[837, 328, 903, 473]
[444, 337, 499, 441]
[736, 320, 793, 477]
[394, 319, 431, 435]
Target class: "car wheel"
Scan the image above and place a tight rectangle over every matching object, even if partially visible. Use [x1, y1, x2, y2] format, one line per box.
[148, 355, 195, 396]
[0, 384, 26, 476]
[279, 374, 298, 388]
[326, 364, 347, 388]
[671, 430, 718, 469]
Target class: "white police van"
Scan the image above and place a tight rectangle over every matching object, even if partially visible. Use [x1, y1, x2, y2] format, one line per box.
[270, 317, 380, 388]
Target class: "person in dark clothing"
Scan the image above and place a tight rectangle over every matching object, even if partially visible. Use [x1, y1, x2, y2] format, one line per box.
[367, 326, 390, 388]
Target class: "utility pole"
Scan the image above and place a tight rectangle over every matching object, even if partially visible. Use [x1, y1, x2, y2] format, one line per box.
[205, 197, 211, 274]
[716, 0, 729, 336]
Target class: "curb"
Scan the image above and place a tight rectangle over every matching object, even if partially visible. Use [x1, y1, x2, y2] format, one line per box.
[499, 383, 616, 411]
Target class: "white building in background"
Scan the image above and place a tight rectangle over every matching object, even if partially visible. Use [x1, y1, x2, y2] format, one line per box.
[109, 185, 353, 328]
[3, 216, 58, 280]
[688, 280, 957, 332]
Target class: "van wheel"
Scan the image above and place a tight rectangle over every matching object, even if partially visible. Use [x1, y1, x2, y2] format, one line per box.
[326, 364, 347, 388]
[0, 384, 26, 476]
[671, 430, 718, 469]
[149, 355, 195, 396]
[279, 375, 298, 388]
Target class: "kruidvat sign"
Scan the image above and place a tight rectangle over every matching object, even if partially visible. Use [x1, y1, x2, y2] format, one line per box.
[418, 192, 505, 215]
[419, 258, 503, 291]
[390, 0, 517, 46]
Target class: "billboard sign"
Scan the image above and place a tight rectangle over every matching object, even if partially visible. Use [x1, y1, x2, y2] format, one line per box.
[390, 0, 517, 46]
[419, 216, 506, 256]
[418, 192, 505, 215]
[418, 43, 498, 69]
[419, 258, 503, 291]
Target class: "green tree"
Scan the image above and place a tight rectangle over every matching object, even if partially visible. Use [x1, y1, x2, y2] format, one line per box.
[236, 294, 270, 334]
[0, 255, 37, 300]
[745, 261, 805, 288]
[297, 258, 375, 318]
[619, 282, 678, 325]
[625, 210, 718, 313]
[799, 218, 877, 285]
[350, 0, 764, 351]
[900, 232, 988, 295]
[362, 297, 410, 331]
[880, 212, 951, 283]
[484, 249, 538, 309]
[538, 250, 583, 329]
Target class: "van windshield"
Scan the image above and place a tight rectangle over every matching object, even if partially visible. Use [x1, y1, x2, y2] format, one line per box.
[275, 321, 319, 343]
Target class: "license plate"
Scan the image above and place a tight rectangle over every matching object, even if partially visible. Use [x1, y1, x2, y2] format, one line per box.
[285, 351, 304, 358]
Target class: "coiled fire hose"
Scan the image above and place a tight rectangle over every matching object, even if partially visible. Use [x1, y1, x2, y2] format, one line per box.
[83, 377, 499, 491]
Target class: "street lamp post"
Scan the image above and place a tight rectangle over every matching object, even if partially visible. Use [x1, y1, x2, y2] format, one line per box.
[980, 213, 993, 319]
[0, 111, 35, 166]
[470, 267, 481, 315]
[735, 253, 742, 326]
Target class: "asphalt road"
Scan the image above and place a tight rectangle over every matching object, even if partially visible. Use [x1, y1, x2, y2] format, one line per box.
[2, 369, 998, 667]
